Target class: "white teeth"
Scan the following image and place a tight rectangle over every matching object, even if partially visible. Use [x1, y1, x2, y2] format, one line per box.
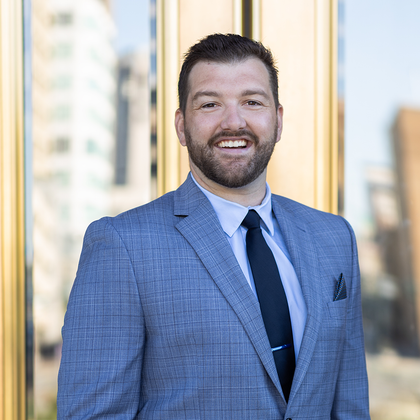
[218, 140, 247, 148]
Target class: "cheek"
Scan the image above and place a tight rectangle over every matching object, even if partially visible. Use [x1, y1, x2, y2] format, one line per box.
[248, 121, 274, 139]
[245, 111, 277, 134]
[188, 116, 220, 138]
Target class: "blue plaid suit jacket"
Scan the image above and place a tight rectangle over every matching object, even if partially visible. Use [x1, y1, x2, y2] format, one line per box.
[57, 174, 370, 419]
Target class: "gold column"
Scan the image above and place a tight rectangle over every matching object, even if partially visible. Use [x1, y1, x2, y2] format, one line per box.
[156, 0, 180, 196]
[0, 0, 27, 418]
[314, 0, 339, 213]
[262, 0, 339, 213]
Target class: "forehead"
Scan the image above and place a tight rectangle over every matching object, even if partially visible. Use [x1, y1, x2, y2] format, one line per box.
[187, 58, 272, 99]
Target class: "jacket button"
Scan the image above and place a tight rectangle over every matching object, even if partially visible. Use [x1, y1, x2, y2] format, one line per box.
[286, 418, 292, 420]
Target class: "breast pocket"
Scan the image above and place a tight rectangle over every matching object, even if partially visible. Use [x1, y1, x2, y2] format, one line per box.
[327, 298, 348, 320]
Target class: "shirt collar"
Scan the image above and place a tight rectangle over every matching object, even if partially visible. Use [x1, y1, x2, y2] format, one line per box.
[191, 173, 275, 238]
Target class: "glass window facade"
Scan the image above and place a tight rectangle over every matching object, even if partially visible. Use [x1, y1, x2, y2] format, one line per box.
[345, 2, 420, 418]
[30, 0, 151, 417]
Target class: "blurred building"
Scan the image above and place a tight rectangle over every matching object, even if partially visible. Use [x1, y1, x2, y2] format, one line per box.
[362, 166, 418, 355]
[362, 108, 420, 356]
[32, 0, 117, 414]
[360, 107, 420, 357]
[32, 0, 62, 354]
[48, 0, 117, 296]
[393, 107, 420, 353]
[111, 49, 153, 215]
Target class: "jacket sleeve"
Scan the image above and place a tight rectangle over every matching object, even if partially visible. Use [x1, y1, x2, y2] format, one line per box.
[57, 217, 145, 419]
[331, 218, 370, 419]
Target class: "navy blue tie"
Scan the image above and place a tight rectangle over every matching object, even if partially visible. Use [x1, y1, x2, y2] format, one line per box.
[241, 210, 295, 401]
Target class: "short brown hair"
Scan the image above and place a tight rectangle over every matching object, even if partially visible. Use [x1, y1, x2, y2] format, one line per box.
[178, 33, 279, 114]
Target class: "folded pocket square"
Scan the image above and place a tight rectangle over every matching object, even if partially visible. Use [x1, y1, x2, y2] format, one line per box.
[333, 273, 347, 301]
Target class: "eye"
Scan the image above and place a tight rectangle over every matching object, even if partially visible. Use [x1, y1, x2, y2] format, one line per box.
[202, 102, 217, 108]
[246, 100, 261, 106]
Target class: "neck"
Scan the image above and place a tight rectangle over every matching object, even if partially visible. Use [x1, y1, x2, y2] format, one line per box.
[190, 165, 267, 207]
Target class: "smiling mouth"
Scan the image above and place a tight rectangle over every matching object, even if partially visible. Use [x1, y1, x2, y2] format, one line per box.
[216, 140, 248, 148]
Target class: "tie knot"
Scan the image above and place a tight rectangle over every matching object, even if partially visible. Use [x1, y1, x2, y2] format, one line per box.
[241, 210, 261, 230]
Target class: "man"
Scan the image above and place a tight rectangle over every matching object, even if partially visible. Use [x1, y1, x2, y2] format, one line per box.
[58, 34, 370, 419]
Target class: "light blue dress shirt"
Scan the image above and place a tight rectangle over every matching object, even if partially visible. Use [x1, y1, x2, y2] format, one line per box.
[192, 175, 307, 360]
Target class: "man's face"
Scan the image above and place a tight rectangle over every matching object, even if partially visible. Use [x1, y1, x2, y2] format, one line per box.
[175, 57, 283, 189]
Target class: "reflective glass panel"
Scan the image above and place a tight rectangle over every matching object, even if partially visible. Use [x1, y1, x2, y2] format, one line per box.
[345, 1, 420, 418]
[31, 0, 152, 417]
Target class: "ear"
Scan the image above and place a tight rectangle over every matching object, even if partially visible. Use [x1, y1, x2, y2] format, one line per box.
[175, 108, 187, 146]
[275, 104, 283, 143]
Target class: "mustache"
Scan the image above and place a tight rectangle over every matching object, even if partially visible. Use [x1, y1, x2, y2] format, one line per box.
[208, 130, 259, 146]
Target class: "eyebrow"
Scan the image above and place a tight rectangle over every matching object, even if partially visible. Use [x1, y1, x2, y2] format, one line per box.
[241, 89, 271, 99]
[191, 91, 220, 103]
[192, 89, 271, 103]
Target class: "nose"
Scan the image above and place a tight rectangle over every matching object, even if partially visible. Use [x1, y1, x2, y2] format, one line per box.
[220, 104, 246, 132]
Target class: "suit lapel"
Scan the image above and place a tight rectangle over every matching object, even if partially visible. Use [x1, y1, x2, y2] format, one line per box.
[174, 177, 284, 396]
[272, 197, 323, 402]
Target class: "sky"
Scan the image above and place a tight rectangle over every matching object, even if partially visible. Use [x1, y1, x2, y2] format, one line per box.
[110, 0, 420, 234]
[345, 0, 420, 232]
[111, 0, 150, 54]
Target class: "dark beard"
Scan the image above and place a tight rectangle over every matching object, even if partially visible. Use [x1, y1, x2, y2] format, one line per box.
[184, 125, 277, 188]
